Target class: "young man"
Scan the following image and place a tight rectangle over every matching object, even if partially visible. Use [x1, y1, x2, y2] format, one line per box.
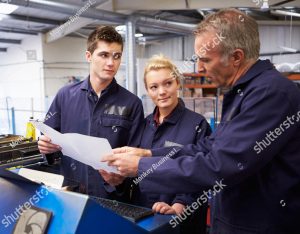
[38, 26, 144, 200]
[104, 9, 300, 233]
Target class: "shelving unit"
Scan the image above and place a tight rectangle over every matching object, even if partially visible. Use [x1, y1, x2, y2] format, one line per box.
[181, 73, 217, 97]
[286, 73, 300, 81]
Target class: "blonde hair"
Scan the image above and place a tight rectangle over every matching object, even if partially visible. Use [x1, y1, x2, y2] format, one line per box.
[195, 8, 260, 60]
[144, 54, 181, 89]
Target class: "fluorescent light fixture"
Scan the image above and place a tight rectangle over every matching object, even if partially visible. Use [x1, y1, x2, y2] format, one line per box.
[0, 3, 19, 14]
[271, 10, 300, 18]
[116, 25, 143, 37]
[135, 33, 143, 38]
[261, 0, 269, 10]
[280, 46, 297, 53]
[115, 25, 126, 34]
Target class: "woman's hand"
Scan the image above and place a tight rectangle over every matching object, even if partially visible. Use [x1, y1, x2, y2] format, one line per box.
[152, 202, 185, 215]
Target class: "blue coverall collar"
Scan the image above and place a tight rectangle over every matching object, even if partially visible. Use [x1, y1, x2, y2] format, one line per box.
[80, 76, 118, 95]
[233, 59, 274, 88]
[151, 98, 185, 126]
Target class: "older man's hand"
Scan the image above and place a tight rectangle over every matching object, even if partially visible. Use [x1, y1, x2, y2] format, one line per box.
[112, 146, 152, 157]
[102, 151, 142, 177]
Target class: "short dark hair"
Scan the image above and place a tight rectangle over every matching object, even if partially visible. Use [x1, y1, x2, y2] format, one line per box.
[87, 26, 123, 54]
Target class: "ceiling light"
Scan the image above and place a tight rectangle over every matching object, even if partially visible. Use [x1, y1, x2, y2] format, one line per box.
[135, 33, 143, 38]
[115, 25, 126, 34]
[280, 46, 297, 53]
[271, 10, 300, 18]
[0, 3, 19, 14]
[261, 0, 269, 10]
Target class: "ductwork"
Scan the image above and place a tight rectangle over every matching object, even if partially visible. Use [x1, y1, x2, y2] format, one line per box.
[9, 0, 196, 35]
[137, 15, 195, 35]
[9, 0, 126, 23]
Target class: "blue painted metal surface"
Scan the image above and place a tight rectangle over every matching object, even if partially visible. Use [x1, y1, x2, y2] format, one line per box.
[0, 172, 179, 234]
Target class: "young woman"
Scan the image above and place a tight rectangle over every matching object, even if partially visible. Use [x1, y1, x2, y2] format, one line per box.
[133, 54, 212, 234]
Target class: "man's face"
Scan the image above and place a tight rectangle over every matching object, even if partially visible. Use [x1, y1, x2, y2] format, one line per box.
[86, 41, 122, 82]
[194, 31, 236, 87]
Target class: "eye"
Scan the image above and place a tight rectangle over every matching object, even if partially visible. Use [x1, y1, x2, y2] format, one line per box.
[163, 81, 173, 88]
[99, 53, 109, 58]
[199, 58, 210, 63]
[149, 85, 157, 91]
[113, 53, 122, 60]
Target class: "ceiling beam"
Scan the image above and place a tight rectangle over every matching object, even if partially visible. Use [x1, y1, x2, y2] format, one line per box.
[257, 20, 300, 25]
[0, 28, 38, 35]
[46, 17, 97, 42]
[10, 0, 195, 35]
[0, 38, 21, 44]
[260, 50, 300, 56]
[46, 0, 112, 42]
[9, 0, 126, 23]
[0, 13, 61, 25]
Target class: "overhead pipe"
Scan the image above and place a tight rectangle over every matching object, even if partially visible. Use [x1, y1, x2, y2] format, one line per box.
[9, 0, 126, 23]
[125, 16, 137, 94]
[9, 0, 195, 34]
[137, 16, 195, 35]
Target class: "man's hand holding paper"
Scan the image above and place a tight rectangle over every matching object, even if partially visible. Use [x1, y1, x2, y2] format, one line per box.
[34, 121, 119, 174]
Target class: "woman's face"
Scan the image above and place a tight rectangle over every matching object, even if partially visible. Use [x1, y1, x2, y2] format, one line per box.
[145, 68, 179, 110]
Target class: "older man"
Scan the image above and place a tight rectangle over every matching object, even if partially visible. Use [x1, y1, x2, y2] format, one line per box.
[103, 8, 300, 233]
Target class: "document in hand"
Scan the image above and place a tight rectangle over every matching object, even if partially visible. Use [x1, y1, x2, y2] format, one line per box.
[32, 121, 119, 174]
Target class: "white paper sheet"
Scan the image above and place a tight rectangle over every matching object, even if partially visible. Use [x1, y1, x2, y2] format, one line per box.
[19, 168, 64, 189]
[32, 121, 119, 174]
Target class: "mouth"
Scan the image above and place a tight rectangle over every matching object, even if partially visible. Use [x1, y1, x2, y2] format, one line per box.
[104, 69, 114, 73]
[158, 97, 170, 102]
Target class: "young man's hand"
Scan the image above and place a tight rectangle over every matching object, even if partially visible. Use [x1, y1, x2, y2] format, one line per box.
[38, 135, 61, 154]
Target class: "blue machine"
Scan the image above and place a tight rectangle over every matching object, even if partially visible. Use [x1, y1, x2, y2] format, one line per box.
[0, 169, 179, 234]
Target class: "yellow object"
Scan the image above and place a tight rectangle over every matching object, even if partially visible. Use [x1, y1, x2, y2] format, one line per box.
[26, 118, 36, 141]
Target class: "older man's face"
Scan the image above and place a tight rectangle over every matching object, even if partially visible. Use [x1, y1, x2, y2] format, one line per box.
[194, 31, 236, 88]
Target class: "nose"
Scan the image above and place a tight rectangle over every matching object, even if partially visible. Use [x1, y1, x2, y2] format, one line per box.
[198, 61, 205, 73]
[106, 57, 114, 66]
[157, 85, 166, 95]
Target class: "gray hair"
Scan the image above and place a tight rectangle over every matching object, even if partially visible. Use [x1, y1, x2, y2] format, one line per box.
[195, 8, 260, 60]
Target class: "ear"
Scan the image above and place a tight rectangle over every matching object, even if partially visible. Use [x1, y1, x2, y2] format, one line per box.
[85, 51, 91, 62]
[176, 79, 180, 89]
[231, 49, 245, 67]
